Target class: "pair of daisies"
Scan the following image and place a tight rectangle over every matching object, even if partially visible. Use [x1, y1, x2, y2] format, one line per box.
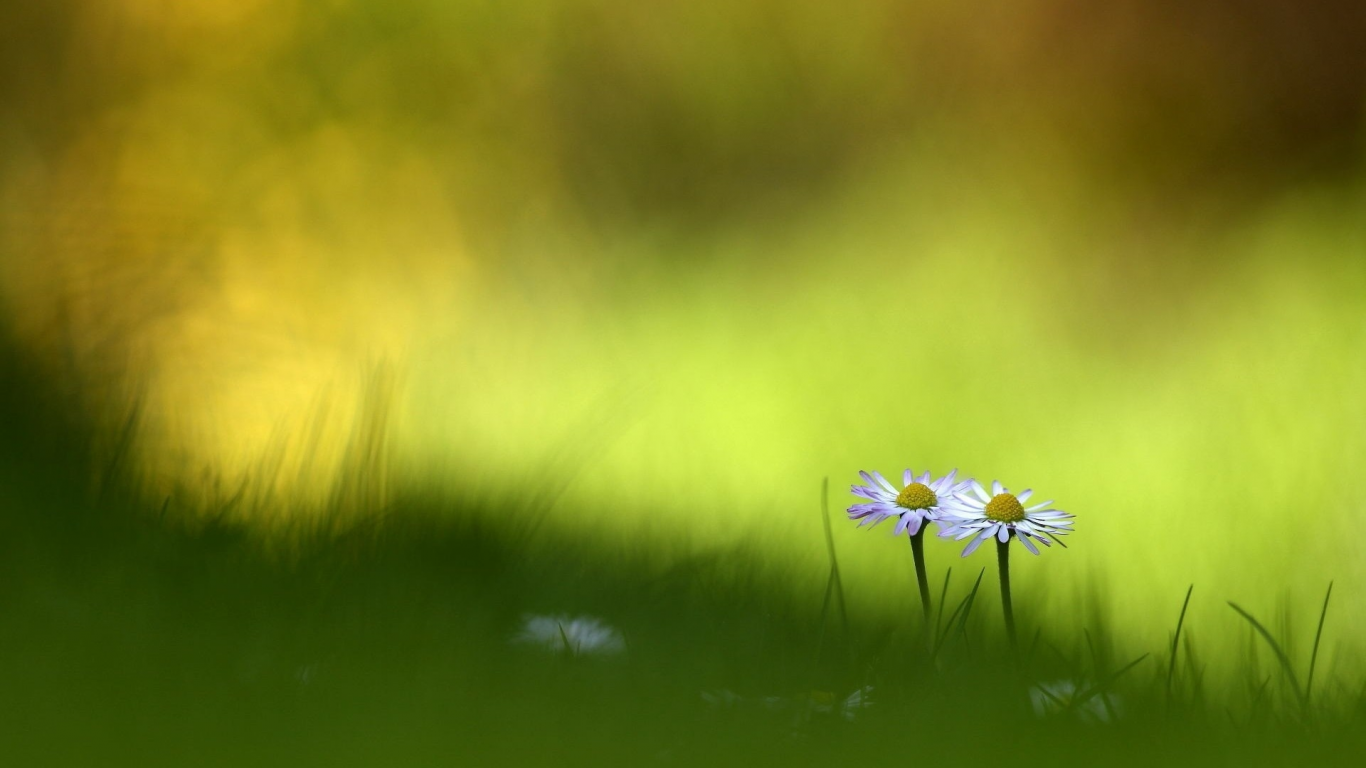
[848, 469, 1073, 556]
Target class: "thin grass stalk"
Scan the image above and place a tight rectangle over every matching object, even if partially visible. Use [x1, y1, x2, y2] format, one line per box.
[1306, 581, 1334, 709]
[1073, 653, 1150, 709]
[1166, 584, 1194, 707]
[556, 621, 577, 658]
[1080, 629, 1114, 721]
[1228, 601, 1306, 708]
[935, 568, 952, 641]
[1025, 627, 1042, 666]
[932, 568, 985, 661]
[816, 478, 849, 665]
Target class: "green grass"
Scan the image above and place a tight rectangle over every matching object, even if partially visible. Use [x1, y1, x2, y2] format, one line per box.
[3, 347, 1366, 767]
[3, 486, 1363, 767]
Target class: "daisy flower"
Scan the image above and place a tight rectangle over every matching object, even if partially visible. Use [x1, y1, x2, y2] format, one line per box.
[512, 614, 625, 657]
[1029, 680, 1122, 724]
[940, 480, 1074, 557]
[848, 468, 971, 537]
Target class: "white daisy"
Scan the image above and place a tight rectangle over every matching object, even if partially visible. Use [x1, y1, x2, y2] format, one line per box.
[512, 614, 625, 657]
[836, 685, 875, 721]
[1029, 680, 1121, 724]
[848, 468, 972, 537]
[939, 480, 1074, 556]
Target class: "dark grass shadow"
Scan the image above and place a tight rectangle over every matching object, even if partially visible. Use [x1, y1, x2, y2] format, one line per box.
[2, 327, 1366, 767]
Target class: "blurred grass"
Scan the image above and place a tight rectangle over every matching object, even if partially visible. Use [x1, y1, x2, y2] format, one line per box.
[8, 341, 1366, 765]
[394, 175, 1366, 681]
[4, 337, 1366, 766]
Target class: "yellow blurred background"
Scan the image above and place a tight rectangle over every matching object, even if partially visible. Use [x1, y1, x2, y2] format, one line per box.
[3, 0, 1366, 669]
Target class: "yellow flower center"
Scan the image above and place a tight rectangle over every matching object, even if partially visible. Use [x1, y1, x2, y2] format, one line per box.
[985, 493, 1025, 523]
[896, 482, 937, 510]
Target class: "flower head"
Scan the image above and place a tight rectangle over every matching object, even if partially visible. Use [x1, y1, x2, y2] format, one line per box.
[939, 480, 1074, 556]
[848, 469, 972, 537]
[512, 614, 625, 657]
[1029, 680, 1121, 724]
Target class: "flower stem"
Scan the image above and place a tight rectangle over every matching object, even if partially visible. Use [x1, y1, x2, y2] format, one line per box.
[996, 537, 1017, 650]
[909, 528, 933, 626]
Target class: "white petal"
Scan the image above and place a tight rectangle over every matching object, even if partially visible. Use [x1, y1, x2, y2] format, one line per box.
[1016, 489, 1033, 503]
[971, 480, 991, 502]
[991, 480, 1004, 496]
[904, 468, 915, 486]
[851, 486, 884, 501]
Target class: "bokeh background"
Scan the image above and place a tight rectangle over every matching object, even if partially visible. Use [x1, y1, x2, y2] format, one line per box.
[3, 0, 1366, 700]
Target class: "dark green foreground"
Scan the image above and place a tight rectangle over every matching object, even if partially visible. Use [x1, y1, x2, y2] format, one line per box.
[1, 349, 1362, 768]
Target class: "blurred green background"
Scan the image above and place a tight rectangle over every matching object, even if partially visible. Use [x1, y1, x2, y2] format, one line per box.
[3, 0, 1366, 733]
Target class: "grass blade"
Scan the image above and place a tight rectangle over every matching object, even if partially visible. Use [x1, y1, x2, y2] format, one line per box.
[1025, 627, 1042, 666]
[1166, 584, 1194, 704]
[933, 568, 985, 659]
[1306, 581, 1333, 707]
[817, 567, 836, 650]
[557, 621, 576, 657]
[953, 567, 987, 654]
[935, 580, 973, 650]
[823, 478, 849, 636]
[815, 478, 849, 666]
[1071, 653, 1150, 710]
[935, 567, 952, 641]
[1227, 601, 1305, 706]
[1082, 628, 1123, 721]
[1246, 675, 1273, 726]
[1084, 628, 1101, 677]
[1033, 683, 1069, 712]
[1184, 632, 1206, 708]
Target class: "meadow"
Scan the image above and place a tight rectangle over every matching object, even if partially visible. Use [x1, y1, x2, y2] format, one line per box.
[3, 1, 1366, 765]
[3, 333, 1366, 767]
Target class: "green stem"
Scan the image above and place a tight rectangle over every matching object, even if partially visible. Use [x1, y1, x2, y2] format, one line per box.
[909, 528, 933, 627]
[997, 537, 1017, 650]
